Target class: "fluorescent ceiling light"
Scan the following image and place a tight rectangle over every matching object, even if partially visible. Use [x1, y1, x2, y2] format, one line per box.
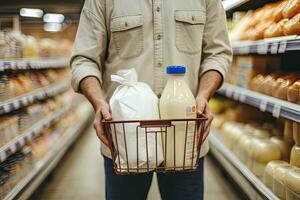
[43, 13, 65, 23]
[20, 8, 43, 18]
[44, 23, 62, 32]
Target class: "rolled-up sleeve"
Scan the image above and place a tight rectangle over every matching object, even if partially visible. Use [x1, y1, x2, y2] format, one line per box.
[70, 0, 107, 92]
[200, 0, 233, 85]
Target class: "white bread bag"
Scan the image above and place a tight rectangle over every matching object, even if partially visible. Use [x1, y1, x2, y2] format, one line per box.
[109, 68, 163, 172]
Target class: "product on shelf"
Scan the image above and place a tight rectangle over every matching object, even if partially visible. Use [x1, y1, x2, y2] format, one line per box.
[270, 136, 293, 161]
[248, 138, 282, 177]
[230, 0, 300, 41]
[0, 31, 72, 60]
[290, 145, 300, 168]
[272, 164, 296, 199]
[285, 120, 295, 143]
[229, 56, 281, 89]
[293, 122, 300, 145]
[0, 147, 33, 198]
[287, 80, 300, 103]
[285, 168, 300, 200]
[282, 0, 300, 19]
[0, 116, 18, 147]
[0, 69, 70, 101]
[263, 160, 289, 189]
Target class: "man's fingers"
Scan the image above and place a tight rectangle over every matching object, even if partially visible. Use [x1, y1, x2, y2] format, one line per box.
[203, 107, 213, 141]
[101, 107, 112, 121]
[93, 120, 110, 147]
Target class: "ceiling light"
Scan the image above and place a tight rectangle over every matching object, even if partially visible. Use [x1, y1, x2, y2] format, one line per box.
[43, 13, 65, 23]
[44, 23, 62, 32]
[20, 8, 43, 18]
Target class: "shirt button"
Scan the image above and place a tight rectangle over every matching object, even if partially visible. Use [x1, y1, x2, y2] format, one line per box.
[157, 34, 162, 40]
[157, 93, 162, 98]
[156, 6, 160, 12]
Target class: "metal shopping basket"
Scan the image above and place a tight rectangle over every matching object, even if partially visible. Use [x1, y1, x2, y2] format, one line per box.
[103, 116, 207, 175]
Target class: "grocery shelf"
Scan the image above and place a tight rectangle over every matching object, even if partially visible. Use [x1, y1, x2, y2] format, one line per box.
[0, 58, 68, 71]
[0, 103, 76, 163]
[209, 132, 280, 200]
[3, 104, 93, 200]
[217, 83, 300, 123]
[0, 81, 70, 115]
[232, 35, 300, 55]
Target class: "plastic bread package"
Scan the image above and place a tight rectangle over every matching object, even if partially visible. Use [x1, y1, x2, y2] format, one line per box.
[109, 68, 164, 172]
[283, 0, 300, 19]
[283, 12, 300, 35]
[287, 80, 300, 103]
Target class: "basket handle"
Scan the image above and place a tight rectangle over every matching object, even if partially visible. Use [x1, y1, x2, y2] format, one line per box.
[140, 120, 172, 128]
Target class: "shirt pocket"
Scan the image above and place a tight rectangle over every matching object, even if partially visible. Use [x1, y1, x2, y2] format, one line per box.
[175, 10, 206, 54]
[111, 15, 144, 59]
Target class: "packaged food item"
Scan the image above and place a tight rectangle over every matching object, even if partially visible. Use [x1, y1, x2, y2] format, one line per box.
[273, 74, 300, 100]
[285, 168, 300, 200]
[160, 66, 198, 170]
[290, 145, 300, 167]
[264, 19, 288, 38]
[283, 0, 300, 19]
[273, 164, 296, 199]
[293, 122, 300, 145]
[287, 80, 300, 103]
[263, 72, 287, 96]
[273, 1, 288, 22]
[109, 68, 163, 172]
[248, 138, 281, 177]
[285, 120, 294, 143]
[283, 12, 300, 35]
[235, 133, 252, 164]
[263, 160, 289, 189]
[270, 136, 293, 161]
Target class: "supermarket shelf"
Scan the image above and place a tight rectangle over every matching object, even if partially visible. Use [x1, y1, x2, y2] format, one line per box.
[3, 104, 93, 200]
[217, 83, 300, 123]
[232, 35, 300, 55]
[209, 132, 280, 200]
[0, 81, 70, 115]
[0, 103, 75, 163]
[0, 58, 68, 71]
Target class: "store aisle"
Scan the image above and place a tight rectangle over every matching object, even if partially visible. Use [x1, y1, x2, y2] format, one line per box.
[30, 126, 241, 200]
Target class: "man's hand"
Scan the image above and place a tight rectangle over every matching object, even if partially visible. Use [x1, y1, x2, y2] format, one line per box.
[93, 100, 112, 147]
[79, 76, 113, 147]
[196, 95, 213, 141]
[196, 70, 223, 142]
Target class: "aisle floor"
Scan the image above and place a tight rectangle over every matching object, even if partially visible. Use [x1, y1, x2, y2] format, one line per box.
[31, 126, 241, 200]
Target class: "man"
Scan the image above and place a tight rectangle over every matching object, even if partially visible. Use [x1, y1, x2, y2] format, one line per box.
[71, 0, 232, 199]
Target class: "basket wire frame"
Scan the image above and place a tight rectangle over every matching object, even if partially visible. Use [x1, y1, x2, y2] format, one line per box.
[103, 117, 207, 175]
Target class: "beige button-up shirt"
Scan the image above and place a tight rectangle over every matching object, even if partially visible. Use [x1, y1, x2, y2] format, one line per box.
[71, 0, 232, 158]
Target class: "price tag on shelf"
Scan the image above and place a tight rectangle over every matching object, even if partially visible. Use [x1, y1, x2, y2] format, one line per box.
[270, 42, 279, 54]
[3, 104, 10, 113]
[233, 92, 239, 100]
[13, 100, 20, 109]
[240, 46, 250, 54]
[225, 88, 233, 98]
[10, 144, 17, 153]
[272, 104, 281, 118]
[278, 41, 287, 53]
[239, 94, 246, 103]
[259, 100, 268, 112]
[257, 43, 269, 54]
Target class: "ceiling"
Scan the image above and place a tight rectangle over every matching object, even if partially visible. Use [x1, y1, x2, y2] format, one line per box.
[0, 0, 84, 22]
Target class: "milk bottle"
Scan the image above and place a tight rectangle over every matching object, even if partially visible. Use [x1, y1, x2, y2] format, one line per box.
[159, 66, 198, 170]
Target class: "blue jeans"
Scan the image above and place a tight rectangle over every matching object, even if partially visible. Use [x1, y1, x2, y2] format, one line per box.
[104, 157, 204, 200]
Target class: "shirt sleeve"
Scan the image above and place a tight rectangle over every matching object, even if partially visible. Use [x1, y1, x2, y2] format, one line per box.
[199, 0, 233, 86]
[70, 0, 107, 92]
